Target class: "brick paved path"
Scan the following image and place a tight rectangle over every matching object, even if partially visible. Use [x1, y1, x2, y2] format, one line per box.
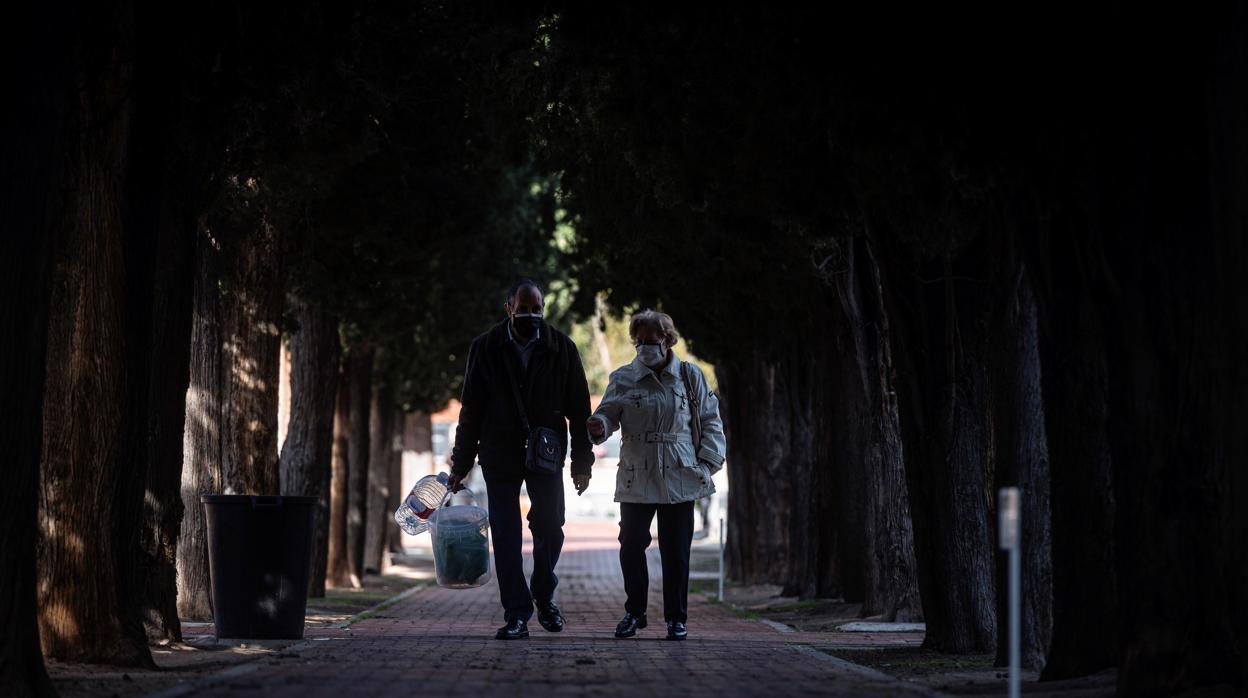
[171, 521, 932, 697]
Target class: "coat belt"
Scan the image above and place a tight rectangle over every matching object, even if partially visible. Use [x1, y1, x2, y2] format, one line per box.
[621, 431, 693, 444]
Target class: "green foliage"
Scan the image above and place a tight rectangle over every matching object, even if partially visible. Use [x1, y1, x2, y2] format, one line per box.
[518, 7, 844, 367]
[512, 6, 1042, 369]
[218, 2, 576, 413]
[565, 298, 718, 396]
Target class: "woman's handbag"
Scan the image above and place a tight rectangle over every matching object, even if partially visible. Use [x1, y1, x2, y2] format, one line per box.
[502, 354, 562, 475]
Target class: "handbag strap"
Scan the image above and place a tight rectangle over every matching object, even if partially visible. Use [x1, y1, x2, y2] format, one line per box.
[500, 351, 532, 440]
[680, 361, 702, 454]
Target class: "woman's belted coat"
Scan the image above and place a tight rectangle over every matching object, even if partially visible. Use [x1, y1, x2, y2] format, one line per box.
[589, 353, 727, 504]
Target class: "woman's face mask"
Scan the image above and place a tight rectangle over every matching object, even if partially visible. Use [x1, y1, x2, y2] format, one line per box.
[636, 341, 666, 367]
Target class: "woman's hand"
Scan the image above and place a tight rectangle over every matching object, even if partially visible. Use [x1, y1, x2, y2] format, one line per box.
[587, 417, 605, 439]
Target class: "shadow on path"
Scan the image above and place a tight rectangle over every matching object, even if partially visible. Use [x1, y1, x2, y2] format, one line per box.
[152, 520, 933, 697]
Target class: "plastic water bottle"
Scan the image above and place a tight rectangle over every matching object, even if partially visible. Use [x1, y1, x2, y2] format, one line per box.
[394, 472, 450, 536]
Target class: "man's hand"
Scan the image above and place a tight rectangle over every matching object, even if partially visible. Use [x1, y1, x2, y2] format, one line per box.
[572, 473, 591, 496]
[586, 417, 605, 440]
[447, 472, 467, 493]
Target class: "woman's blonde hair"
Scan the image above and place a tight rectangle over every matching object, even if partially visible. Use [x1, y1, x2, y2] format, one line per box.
[628, 309, 679, 348]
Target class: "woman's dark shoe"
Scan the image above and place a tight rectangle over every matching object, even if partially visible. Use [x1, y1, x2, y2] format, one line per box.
[666, 621, 687, 640]
[536, 600, 565, 632]
[495, 619, 529, 640]
[614, 612, 647, 638]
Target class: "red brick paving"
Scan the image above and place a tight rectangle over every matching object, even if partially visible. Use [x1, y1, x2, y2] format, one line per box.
[169, 521, 932, 697]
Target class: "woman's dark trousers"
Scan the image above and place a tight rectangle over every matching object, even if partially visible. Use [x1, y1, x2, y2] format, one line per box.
[618, 500, 694, 623]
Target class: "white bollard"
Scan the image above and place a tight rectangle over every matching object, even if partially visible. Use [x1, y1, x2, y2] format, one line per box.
[718, 517, 725, 602]
[998, 487, 1021, 698]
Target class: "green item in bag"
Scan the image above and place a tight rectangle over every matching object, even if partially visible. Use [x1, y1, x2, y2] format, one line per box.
[430, 505, 490, 587]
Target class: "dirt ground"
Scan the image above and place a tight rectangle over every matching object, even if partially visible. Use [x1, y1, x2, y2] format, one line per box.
[717, 579, 1116, 698]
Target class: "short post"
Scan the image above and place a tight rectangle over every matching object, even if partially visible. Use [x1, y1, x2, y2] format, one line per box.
[998, 487, 1021, 698]
[718, 516, 725, 602]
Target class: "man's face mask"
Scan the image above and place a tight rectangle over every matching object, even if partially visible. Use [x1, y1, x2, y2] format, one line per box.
[636, 341, 666, 367]
[512, 312, 542, 337]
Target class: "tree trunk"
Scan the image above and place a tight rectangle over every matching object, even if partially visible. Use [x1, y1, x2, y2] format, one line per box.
[719, 358, 792, 586]
[1098, 13, 1248, 689]
[883, 246, 997, 654]
[278, 297, 340, 598]
[0, 220, 58, 690]
[826, 236, 922, 620]
[387, 412, 419, 554]
[777, 340, 823, 600]
[364, 389, 396, 574]
[592, 295, 614, 369]
[313, 466, 333, 595]
[0, 5, 66, 692]
[722, 338, 853, 601]
[989, 267, 1053, 670]
[1035, 288, 1117, 679]
[769, 301, 870, 603]
[130, 185, 195, 647]
[177, 232, 225, 620]
[129, 20, 204, 642]
[327, 361, 354, 588]
[278, 342, 292, 456]
[1105, 215, 1244, 694]
[218, 217, 283, 495]
[35, 1, 155, 665]
[346, 348, 374, 584]
[1205, 9, 1248, 689]
[176, 207, 283, 618]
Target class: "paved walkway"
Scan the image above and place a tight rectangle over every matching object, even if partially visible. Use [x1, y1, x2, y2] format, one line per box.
[168, 521, 931, 697]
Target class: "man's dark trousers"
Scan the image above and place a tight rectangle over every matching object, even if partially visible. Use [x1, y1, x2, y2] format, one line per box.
[482, 457, 566, 622]
[618, 500, 694, 623]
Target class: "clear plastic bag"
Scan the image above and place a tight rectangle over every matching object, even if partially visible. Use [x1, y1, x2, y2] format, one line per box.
[427, 501, 491, 589]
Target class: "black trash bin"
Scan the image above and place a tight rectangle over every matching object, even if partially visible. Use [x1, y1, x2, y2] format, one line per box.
[201, 494, 317, 639]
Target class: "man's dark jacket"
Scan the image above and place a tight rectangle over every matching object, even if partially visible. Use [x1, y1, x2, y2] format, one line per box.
[450, 320, 594, 477]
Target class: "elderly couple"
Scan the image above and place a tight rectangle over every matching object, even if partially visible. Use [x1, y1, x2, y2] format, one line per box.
[447, 279, 726, 641]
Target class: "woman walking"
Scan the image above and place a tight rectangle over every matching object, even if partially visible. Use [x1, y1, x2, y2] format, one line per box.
[587, 310, 726, 640]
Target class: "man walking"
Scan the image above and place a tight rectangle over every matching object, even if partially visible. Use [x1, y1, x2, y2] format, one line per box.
[448, 279, 594, 639]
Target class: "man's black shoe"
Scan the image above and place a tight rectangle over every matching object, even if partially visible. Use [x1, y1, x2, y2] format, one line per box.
[666, 621, 687, 640]
[536, 600, 565, 632]
[614, 612, 647, 638]
[495, 619, 529, 640]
